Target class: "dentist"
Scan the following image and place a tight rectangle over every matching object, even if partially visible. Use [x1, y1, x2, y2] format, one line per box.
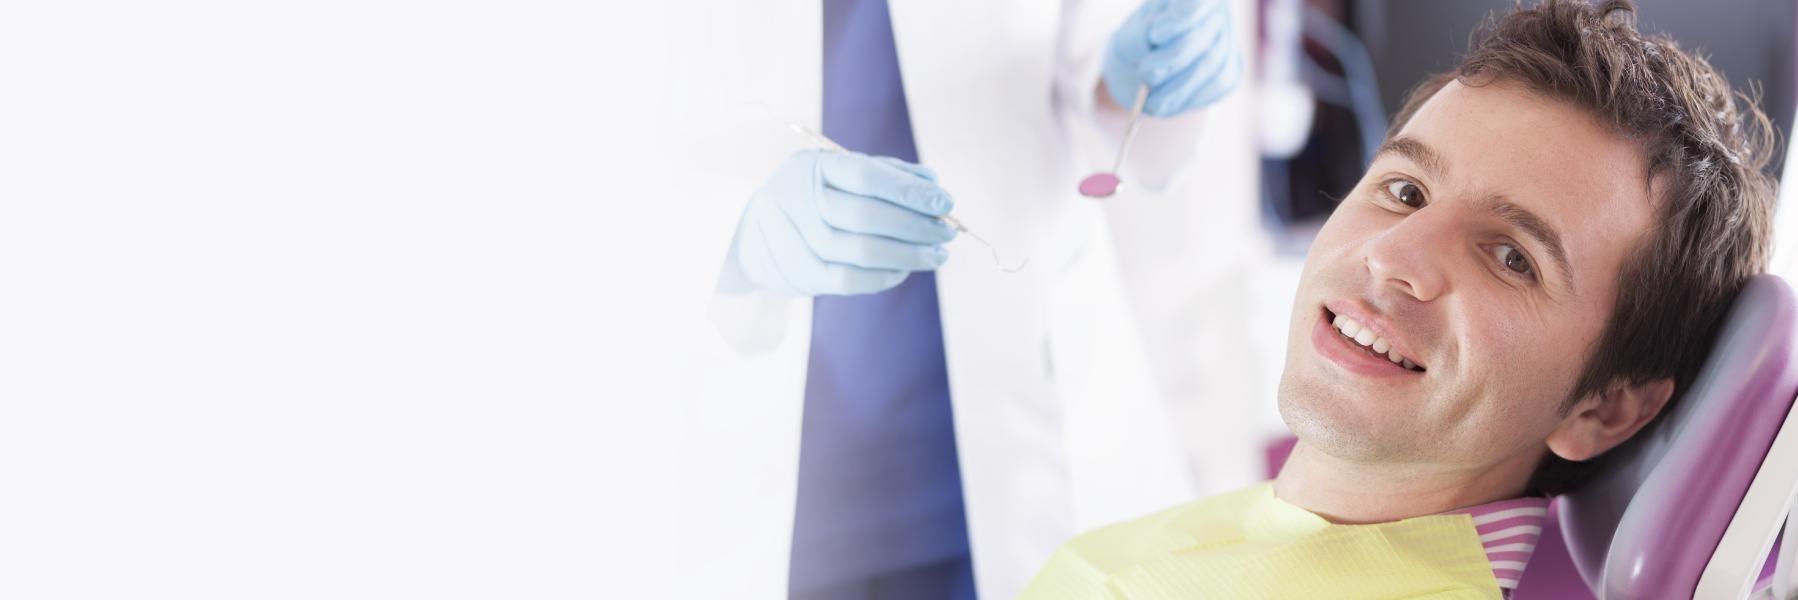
[678, 0, 1265, 597]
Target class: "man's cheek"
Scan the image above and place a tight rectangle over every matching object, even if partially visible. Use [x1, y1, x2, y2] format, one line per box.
[1305, 225, 1364, 276]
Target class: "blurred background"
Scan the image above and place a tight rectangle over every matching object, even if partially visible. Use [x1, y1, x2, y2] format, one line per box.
[1261, 0, 1793, 236]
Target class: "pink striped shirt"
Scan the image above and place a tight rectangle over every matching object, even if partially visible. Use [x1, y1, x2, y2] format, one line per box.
[1444, 496, 1552, 595]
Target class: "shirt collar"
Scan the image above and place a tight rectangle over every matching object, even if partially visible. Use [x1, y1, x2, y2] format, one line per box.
[1443, 496, 1552, 592]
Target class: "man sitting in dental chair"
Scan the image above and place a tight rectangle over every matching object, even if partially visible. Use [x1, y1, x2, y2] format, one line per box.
[1022, 1, 1780, 598]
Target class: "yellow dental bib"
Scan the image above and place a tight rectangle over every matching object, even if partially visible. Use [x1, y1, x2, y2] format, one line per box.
[1020, 484, 1502, 599]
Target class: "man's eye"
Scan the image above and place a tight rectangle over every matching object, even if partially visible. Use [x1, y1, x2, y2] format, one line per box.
[1383, 180, 1426, 208]
[1496, 244, 1534, 277]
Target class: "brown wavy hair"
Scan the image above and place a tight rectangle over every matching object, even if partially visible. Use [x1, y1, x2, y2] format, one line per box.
[1385, 0, 1779, 496]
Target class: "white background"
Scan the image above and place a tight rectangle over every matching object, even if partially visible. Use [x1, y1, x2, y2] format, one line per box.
[1, 2, 681, 597]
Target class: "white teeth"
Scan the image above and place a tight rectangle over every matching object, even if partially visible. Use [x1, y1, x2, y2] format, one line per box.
[1332, 312, 1421, 371]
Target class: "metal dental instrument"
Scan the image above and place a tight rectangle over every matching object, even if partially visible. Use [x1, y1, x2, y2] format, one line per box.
[788, 124, 1029, 273]
[1078, 83, 1150, 199]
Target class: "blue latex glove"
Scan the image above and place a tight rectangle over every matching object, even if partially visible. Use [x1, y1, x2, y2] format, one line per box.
[1103, 0, 1244, 117]
[726, 149, 957, 296]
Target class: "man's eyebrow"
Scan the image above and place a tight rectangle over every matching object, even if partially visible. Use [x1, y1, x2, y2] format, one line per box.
[1373, 136, 1449, 180]
[1477, 195, 1576, 292]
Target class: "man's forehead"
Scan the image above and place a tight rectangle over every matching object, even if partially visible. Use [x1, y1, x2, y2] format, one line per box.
[1398, 81, 1654, 191]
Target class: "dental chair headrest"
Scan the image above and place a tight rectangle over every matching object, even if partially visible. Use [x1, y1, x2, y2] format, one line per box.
[1559, 274, 1798, 598]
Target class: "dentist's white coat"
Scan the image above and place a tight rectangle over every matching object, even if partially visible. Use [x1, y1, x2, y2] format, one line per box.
[669, 1, 1276, 597]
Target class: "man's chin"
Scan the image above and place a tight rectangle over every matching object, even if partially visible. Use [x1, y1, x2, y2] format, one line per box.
[1277, 377, 1421, 463]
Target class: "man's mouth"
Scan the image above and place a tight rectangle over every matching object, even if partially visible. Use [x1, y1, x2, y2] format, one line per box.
[1322, 308, 1426, 373]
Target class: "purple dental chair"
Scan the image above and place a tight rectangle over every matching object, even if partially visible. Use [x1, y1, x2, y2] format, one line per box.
[1558, 274, 1798, 599]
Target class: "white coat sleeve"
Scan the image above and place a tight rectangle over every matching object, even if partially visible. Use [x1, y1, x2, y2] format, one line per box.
[672, 21, 821, 358]
[667, 4, 821, 598]
[687, 117, 813, 358]
[709, 221, 803, 356]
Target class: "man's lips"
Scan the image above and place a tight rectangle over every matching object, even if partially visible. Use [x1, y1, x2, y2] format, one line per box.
[1321, 300, 1427, 371]
[1312, 308, 1425, 378]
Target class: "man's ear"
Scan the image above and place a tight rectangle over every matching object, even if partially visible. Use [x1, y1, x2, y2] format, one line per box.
[1545, 378, 1675, 462]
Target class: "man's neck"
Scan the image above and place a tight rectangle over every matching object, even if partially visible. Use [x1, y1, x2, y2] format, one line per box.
[1270, 441, 1539, 524]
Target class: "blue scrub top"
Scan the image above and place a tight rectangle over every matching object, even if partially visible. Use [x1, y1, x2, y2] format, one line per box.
[786, 0, 974, 594]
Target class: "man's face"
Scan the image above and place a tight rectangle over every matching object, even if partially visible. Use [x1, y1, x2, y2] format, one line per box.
[1278, 80, 1656, 473]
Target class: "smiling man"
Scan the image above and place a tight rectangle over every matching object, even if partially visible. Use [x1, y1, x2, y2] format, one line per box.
[1021, 1, 1778, 598]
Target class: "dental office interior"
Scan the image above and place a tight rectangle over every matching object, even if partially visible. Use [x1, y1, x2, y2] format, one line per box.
[675, 0, 1798, 598]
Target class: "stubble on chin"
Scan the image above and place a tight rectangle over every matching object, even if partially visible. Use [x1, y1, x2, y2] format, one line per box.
[1277, 374, 1431, 464]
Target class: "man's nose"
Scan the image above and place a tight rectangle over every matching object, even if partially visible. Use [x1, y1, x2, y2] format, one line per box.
[1363, 210, 1453, 302]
